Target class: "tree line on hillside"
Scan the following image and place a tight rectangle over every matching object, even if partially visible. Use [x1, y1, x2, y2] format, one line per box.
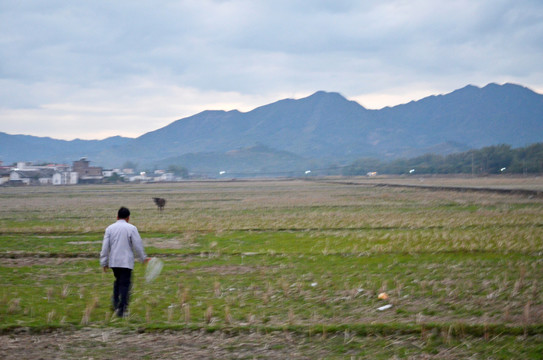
[342, 143, 543, 176]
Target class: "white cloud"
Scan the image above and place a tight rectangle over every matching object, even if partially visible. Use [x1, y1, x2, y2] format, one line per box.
[1, 0, 542, 139]
[0, 77, 284, 139]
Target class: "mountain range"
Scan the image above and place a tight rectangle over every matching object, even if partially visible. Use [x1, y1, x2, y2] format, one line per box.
[1, 83, 542, 175]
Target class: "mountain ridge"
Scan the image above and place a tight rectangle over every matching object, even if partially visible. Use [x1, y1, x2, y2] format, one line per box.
[1, 83, 542, 173]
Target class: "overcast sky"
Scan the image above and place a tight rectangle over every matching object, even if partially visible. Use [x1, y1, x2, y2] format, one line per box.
[1, 0, 542, 140]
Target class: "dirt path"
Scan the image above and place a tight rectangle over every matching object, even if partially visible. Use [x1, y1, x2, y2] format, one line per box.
[0, 328, 328, 359]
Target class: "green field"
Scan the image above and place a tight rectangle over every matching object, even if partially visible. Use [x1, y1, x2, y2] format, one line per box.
[1, 178, 542, 359]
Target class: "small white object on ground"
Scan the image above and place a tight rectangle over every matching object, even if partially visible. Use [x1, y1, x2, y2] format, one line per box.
[145, 257, 164, 283]
[377, 304, 393, 311]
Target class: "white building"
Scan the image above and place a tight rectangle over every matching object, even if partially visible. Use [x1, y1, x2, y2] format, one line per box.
[128, 172, 151, 182]
[52, 171, 79, 185]
[16, 162, 33, 170]
[156, 172, 175, 182]
[10, 169, 56, 185]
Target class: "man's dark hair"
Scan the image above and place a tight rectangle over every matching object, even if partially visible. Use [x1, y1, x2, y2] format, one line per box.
[118, 207, 130, 219]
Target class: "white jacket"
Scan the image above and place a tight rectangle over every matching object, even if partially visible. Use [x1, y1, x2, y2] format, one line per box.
[100, 219, 147, 269]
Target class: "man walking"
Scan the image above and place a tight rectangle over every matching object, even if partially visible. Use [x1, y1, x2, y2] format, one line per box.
[100, 206, 148, 317]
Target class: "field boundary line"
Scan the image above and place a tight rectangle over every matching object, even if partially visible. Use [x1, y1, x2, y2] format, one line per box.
[2, 249, 542, 260]
[311, 179, 543, 198]
[1, 323, 542, 337]
[2, 221, 543, 237]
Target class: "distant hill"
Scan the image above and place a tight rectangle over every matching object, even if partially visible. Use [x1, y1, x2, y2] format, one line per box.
[372, 83, 543, 154]
[154, 144, 309, 177]
[0, 133, 131, 165]
[1, 83, 542, 174]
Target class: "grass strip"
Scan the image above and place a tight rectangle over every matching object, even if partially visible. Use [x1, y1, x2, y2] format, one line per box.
[2, 323, 542, 338]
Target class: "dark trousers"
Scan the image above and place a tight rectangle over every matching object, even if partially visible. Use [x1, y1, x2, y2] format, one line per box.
[112, 267, 132, 316]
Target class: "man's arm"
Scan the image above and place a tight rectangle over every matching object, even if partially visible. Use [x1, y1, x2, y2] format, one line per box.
[131, 227, 147, 263]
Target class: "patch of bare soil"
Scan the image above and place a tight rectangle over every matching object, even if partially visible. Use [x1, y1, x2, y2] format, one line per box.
[1, 257, 94, 267]
[145, 236, 198, 250]
[66, 241, 102, 245]
[186, 265, 274, 275]
[0, 329, 326, 359]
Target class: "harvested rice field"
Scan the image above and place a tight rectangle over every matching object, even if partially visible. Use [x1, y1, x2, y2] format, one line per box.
[1, 177, 542, 359]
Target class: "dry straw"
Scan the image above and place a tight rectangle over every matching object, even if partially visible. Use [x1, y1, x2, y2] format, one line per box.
[205, 305, 213, 324]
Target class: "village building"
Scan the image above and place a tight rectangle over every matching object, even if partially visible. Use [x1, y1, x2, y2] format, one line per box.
[16, 162, 33, 170]
[156, 172, 175, 182]
[127, 172, 151, 182]
[72, 158, 103, 183]
[0, 168, 11, 185]
[52, 171, 79, 185]
[2, 159, 184, 186]
[102, 169, 123, 178]
[102, 169, 115, 177]
[10, 168, 56, 185]
[2, 159, 107, 186]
